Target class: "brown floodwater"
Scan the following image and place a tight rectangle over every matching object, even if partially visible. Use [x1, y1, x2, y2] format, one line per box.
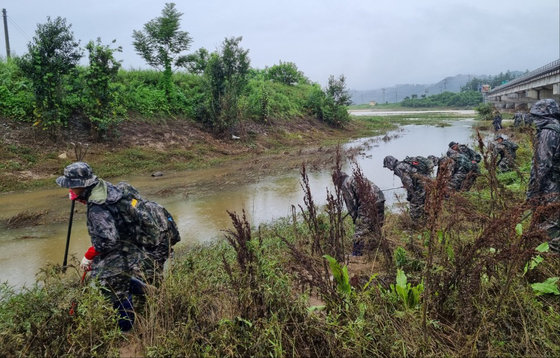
[0, 113, 478, 288]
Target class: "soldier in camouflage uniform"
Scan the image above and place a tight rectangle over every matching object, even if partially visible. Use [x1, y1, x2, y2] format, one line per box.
[333, 171, 385, 256]
[447, 141, 481, 191]
[493, 134, 519, 172]
[383, 155, 429, 224]
[56, 162, 144, 332]
[492, 111, 503, 131]
[513, 112, 524, 127]
[526, 99, 560, 252]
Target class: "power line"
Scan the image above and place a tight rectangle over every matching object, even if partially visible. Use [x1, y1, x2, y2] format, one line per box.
[7, 16, 32, 42]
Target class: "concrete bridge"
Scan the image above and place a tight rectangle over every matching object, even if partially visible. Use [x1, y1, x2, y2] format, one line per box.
[486, 59, 560, 112]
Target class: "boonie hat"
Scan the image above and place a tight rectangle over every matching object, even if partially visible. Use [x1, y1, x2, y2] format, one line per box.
[56, 162, 99, 188]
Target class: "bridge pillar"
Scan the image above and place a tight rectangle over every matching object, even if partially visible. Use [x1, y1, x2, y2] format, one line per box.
[554, 83, 560, 95]
[540, 89, 554, 98]
[527, 89, 539, 99]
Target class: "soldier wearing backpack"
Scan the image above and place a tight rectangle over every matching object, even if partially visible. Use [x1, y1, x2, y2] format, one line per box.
[383, 155, 431, 224]
[447, 141, 481, 191]
[526, 99, 560, 253]
[493, 134, 518, 172]
[56, 162, 144, 332]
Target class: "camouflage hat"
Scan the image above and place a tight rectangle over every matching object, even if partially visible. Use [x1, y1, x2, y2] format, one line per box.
[383, 155, 398, 170]
[530, 99, 559, 118]
[56, 162, 99, 188]
[448, 141, 458, 148]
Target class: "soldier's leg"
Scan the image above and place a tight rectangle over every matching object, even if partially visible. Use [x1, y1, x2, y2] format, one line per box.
[99, 274, 135, 332]
[352, 218, 367, 256]
[409, 194, 425, 225]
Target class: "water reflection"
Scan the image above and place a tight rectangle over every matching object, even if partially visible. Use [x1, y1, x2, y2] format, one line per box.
[0, 118, 477, 288]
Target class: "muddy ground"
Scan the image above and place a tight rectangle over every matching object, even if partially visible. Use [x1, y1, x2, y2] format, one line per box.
[1, 115, 367, 227]
[1, 115, 365, 188]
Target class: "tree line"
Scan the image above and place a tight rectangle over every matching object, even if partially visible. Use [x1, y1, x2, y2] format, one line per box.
[0, 3, 352, 140]
[399, 71, 526, 108]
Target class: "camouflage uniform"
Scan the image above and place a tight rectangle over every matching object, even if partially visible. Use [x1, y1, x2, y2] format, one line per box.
[338, 172, 385, 256]
[493, 113, 503, 131]
[513, 112, 523, 127]
[446, 142, 481, 191]
[524, 113, 534, 126]
[85, 180, 144, 289]
[526, 99, 560, 252]
[384, 155, 428, 223]
[493, 135, 519, 172]
[57, 162, 144, 331]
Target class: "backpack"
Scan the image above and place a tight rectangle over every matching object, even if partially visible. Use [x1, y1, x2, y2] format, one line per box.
[403, 156, 433, 175]
[115, 182, 181, 250]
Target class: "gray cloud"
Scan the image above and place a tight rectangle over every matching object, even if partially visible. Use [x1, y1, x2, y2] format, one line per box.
[1, 0, 558, 90]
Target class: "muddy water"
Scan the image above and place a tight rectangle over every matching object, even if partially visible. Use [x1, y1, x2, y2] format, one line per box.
[0, 114, 477, 288]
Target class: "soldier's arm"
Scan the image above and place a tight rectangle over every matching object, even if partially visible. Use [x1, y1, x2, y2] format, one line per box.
[394, 165, 414, 190]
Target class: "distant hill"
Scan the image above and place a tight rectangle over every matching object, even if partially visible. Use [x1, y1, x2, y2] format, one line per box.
[349, 72, 523, 105]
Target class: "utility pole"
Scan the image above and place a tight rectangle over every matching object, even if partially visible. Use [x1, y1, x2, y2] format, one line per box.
[2, 9, 10, 59]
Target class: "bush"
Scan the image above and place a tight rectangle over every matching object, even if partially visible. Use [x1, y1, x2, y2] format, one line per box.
[0, 266, 122, 356]
[0, 61, 34, 120]
[475, 102, 495, 121]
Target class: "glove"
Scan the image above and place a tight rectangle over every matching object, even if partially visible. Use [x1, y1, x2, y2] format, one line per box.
[80, 256, 92, 271]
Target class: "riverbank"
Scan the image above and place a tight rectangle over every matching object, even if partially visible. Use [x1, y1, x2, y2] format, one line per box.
[1, 110, 475, 194]
[1, 115, 377, 193]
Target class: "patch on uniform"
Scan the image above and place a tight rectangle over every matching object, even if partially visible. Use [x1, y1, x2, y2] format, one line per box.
[131, 198, 138, 208]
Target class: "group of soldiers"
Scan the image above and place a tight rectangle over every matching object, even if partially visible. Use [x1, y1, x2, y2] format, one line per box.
[336, 99, 559, 259]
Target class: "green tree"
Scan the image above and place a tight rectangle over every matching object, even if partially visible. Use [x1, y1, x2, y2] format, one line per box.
[132, 2, 192, 103]
[84, 38, 125, 140]
[322, 74, 352, 127]
[266, 61, 305, 86]
[17, 16, 82, 134]
[201, 36, 250, 132]
[179, 47, 209, 75]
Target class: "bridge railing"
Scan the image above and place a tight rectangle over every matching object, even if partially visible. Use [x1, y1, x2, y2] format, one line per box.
[487, 58, 560, 95]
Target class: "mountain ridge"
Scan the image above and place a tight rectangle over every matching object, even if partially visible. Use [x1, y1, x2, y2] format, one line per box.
[349, 72, 523, 104]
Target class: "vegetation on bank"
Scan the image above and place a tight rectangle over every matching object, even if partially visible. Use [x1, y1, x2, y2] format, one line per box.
[2, 123, 560, 357]
[0, 3, 352, 141]
[400, 90, 483, 108]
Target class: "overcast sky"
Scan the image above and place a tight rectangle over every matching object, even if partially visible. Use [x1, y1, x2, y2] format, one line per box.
[1, 0, 558, 90]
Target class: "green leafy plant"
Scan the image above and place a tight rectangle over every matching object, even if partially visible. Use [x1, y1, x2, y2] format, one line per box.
[323, 254, 351, 296]
[389, 269, 424, 310]
[531, 277, 560, 296]
[524, 242, 549, 274]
